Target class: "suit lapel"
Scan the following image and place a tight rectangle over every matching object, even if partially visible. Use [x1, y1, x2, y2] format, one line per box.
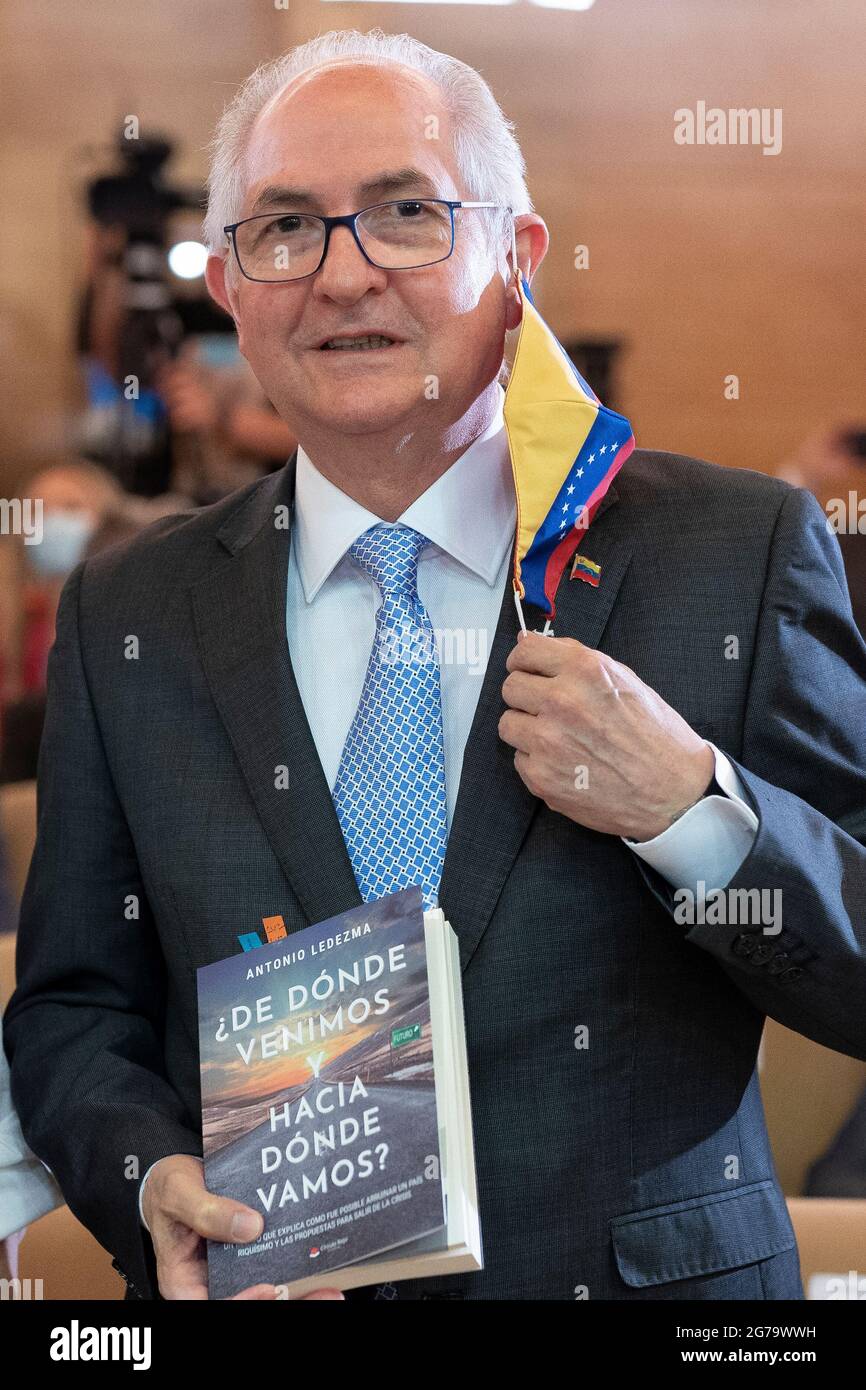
[440, 486, 633, 970]
[191, 458, 362, 934]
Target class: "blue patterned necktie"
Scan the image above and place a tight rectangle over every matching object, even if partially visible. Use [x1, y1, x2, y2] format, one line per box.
[333, 523, 448, 910]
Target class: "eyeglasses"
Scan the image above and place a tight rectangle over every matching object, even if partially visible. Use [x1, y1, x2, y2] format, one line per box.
[223, 198, 513, 283]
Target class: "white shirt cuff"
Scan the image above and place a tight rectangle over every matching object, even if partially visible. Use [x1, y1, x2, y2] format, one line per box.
[139, 1160, 161, 1232]
[0, 1150, 63, 1240]
[624, 742, 759, 894]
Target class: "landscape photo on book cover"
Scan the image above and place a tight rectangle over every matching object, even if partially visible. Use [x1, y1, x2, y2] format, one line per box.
[198, 889, 445, 1296]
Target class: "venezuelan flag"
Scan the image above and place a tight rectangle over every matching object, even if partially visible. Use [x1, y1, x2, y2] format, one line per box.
[503, 271, 634, 621]
[570, 553, 602, 587]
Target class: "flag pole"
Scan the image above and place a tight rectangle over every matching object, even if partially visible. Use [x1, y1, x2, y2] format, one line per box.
[513, 583, 554, 638]
[513, 583, 528, 635]
[510, 219, 553, 639]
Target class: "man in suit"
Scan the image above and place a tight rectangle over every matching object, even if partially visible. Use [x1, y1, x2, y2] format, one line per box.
[5, 33, 866, 1301]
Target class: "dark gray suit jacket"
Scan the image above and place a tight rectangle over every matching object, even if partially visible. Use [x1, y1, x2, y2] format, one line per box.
[6, 448, 866, 1300]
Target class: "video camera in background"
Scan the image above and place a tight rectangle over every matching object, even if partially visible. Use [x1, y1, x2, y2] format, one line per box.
[76, 127, 230, 496]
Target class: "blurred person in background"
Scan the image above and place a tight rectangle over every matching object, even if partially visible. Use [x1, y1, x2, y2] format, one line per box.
[0, 460, 187, 783]
[76, 229, 175, 498]
[778, 424, 866, 1198]
[0, 459, 122, 785]
[157, 337, 297, 504]
[8, 459, 123, 699]
[777, 424, 866, 635]
[805, 1085, 866, 1198]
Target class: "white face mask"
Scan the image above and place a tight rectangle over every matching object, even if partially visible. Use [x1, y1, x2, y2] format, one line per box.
[28, 510, 96, 578]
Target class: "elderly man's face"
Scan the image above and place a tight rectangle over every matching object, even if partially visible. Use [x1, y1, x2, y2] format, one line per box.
[210, 63, 512, 438]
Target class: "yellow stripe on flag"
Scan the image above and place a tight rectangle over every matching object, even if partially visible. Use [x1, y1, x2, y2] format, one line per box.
[503, 279, 600, 596]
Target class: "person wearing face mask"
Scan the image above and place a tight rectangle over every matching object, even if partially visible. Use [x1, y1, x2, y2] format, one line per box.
[14, 461, 121, 696]
[0, 460, 143, 786]
[28, 509, 98, 582]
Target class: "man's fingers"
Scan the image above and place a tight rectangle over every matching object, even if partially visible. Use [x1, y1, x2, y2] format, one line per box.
[498, 708, 534, 753]
[162, 1278, 209, 1301]
[155, 1159, 263, 1244]
[501, 669, 548, 715]
[507, 632, 584, 675]
[190, 1192, 264, 1245]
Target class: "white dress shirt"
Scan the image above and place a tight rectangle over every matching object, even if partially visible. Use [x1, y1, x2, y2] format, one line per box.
[140, 386, 759, 1229]
[0, 1016, 63, 1240]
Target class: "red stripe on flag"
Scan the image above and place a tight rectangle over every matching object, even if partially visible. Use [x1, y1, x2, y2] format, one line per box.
[541, 437, 633, 618]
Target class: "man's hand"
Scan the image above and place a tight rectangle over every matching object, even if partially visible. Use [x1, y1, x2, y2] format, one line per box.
[499, 631, 715, 841]
[142, 1155, 344, 1301]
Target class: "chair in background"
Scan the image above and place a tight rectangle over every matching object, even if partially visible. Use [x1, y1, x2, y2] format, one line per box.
[0, 779, 37, 905]
[17, 1207, 125, 1300]
[785, 1200, 866, 1297]
[759, 1018, 866, 1195]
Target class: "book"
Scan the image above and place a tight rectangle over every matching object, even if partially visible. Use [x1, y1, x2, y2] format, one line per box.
[196, 885, 482, 1298]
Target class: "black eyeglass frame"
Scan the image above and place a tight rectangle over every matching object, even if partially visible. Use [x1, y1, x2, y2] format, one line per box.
[223, 198, 516, 283]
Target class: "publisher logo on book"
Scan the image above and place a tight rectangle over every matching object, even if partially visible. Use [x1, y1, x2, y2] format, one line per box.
[309, 1237, 348, 1259]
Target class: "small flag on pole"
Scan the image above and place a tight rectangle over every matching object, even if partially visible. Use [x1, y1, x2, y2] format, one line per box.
[503, 270, 634, 625]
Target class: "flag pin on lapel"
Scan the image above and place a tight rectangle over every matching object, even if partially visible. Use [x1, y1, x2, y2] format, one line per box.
[570, 553, 601, 587]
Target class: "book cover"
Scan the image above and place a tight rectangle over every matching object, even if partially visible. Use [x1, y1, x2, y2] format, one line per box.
[197, 887, 445, 1298]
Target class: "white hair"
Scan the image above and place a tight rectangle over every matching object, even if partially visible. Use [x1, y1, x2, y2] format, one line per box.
[203, 28, 533, 258]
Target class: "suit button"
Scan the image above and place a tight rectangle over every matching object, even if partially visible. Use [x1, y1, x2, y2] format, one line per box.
[751, 942, 775, 965]
[731, 933, 758, 958]
[766, 952, 790, 975]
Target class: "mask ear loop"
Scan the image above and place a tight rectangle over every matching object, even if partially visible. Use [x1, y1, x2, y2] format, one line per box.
[508, 215, 554, 639]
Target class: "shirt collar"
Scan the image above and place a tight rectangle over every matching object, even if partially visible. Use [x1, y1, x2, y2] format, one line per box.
[293, 383, 515, 603]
